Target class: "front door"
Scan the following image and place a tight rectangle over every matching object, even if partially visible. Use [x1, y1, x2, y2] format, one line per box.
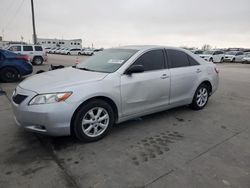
[121, 49, 170, 116]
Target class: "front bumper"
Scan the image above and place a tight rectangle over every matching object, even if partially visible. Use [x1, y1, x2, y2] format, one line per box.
[11, 86, 75, 136]
[224, 57, 234, 62]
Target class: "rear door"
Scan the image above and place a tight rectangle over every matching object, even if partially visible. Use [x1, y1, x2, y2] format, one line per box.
[121, 49, 170, 116]
[166, 49, 201, 105]
[23, 45, 34, 60]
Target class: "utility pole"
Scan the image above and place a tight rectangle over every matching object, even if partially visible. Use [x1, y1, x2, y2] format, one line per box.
[31, 0, 37, 44]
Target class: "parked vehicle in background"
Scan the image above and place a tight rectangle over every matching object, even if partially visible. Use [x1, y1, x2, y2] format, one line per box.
[224, 51, 245, 62]
[60, 48, 68, 55]
[50, 48, 60, 54]
[44, 47, 51, 53]
[199, 50, 224, 63]
[0, 49, 33, 82]
[93, 48, 104, 55]
[12, 45, 219, 142]
[242, 53, 250, 64]
[7, 44, 47, 65]
[82, 48, 95, 56]
[64, 48, 82, 55]
[55, 48, 63, 54]
[48, 47, 56, 53]
[191, 50, 203, 55]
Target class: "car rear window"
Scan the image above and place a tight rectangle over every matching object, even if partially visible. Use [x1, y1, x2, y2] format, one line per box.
[23, 46, 33, 51]
[35, 46, 43, 51]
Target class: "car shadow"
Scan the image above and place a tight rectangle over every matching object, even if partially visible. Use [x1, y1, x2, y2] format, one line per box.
[36, 106, 190, 151]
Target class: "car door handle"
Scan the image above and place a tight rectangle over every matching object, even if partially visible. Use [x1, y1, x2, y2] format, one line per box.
[160, 74, 169, 79]
[196, 69, 202, 73]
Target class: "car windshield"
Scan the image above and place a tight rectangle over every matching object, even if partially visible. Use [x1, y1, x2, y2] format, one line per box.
[226, 51, 237, 55]
[203, 51, 214, 55]
[77, 49, 138, 73]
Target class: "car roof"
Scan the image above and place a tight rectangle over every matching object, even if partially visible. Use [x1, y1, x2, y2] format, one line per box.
[115, 45, 193, 52]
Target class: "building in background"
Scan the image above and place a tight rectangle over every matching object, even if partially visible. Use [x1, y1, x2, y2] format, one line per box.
[0, 36, 27, 49]
[37, 38, 82, 48]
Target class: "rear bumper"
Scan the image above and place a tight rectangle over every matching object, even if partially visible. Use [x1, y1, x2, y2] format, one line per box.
[19, 63, 33, 76]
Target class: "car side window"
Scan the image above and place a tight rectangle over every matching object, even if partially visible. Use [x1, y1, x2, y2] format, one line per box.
[23, 46, 33, 51]
[167, 49, 190, 68]
[132, 49, 165, 71]
[9, 46, 21, 51]
[35, 46, 43, 51]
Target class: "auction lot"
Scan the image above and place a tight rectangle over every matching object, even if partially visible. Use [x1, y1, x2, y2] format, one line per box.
[0, 54, 250, 188]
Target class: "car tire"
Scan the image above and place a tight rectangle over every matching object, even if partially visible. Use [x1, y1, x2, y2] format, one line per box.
[0, 67, 19, 82]
[220, 58, 224, 63]
[67, 52, 70, 55]
[33, 56, 43, 65]
[73, 99, 114, 142]
[78, 52, 81, 55]
[232, 58, 235, 62]
[209, 58, 213, 62]
[190, 83, 210, 110]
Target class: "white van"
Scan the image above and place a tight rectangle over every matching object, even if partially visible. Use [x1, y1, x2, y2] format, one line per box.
[7, 44, 48, 65]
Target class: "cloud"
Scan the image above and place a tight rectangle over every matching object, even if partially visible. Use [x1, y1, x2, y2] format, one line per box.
[0, 0, 249, 48]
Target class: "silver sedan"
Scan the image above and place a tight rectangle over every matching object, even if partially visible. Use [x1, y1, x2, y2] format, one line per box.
[12, 45, 219, 142]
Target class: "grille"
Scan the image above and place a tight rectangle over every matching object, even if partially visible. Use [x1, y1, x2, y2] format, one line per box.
[12, 94, 28, 104]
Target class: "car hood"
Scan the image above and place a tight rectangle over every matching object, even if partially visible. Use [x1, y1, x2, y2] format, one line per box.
[19, 67, 109, 93]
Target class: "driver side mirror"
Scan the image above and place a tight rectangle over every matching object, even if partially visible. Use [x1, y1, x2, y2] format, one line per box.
[125, 65, 144, 75]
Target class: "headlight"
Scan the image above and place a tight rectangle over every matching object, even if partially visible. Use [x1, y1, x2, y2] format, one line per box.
[29, 92, 72, 105]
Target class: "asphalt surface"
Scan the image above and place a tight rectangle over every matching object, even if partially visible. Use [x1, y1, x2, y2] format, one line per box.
[0, 54, 250, 188]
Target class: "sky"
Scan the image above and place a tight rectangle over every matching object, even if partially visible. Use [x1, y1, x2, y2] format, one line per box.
[0, 0, 250, 48]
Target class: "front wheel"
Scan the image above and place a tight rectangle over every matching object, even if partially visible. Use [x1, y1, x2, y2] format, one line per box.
[209, 58, 213, 62]
[73, 100, 114, 142]
[190, 84, 209, 110]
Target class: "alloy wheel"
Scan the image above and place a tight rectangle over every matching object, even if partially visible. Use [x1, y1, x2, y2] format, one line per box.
[196, 87, 208, 107]
[81, 107, 109, 137]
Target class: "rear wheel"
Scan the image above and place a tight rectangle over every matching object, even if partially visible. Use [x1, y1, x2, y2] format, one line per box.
[190, 84, 210, 110]
[73, 100, 114, 142]
[33, 56, 43, 65]
[0, 67, 19, 82]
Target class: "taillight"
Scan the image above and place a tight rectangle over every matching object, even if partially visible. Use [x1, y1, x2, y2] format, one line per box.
[214, 66, 219, 74]
[16, 55, 29, 61]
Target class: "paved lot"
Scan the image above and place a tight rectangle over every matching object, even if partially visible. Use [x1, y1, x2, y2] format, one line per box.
[0, 55, 250, 188]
